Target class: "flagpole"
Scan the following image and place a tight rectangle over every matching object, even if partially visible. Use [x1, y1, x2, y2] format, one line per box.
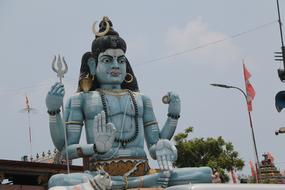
[247, 106, 260, 183]
[27, 109, 33, 161]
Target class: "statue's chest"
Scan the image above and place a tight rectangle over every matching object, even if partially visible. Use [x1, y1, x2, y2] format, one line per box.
[83, 92, 143, 119]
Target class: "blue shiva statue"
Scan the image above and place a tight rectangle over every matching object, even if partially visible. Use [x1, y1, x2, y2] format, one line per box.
[46, 17, 212, 189]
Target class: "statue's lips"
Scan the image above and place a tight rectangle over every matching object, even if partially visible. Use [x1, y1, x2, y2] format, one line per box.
[108, 70, 121, 77]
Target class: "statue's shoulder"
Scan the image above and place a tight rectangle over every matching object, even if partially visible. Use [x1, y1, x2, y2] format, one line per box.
[132, 91, 148, 99]
[69, 92, 83, 100]
[139, 93, 153, 105]
[73, 91, 101, 99]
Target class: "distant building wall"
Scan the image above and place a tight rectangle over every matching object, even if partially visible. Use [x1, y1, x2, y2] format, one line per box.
[0, 184, 45, 190]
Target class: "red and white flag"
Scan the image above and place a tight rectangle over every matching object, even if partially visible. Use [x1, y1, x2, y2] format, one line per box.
[230, 170, 237, 184]
[268, 152, 275, 163]
[243, 63, 256, 112]
[249, 160, 256, 178]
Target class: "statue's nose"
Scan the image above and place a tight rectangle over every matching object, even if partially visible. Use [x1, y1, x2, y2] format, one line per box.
[111, 59, 119, 68]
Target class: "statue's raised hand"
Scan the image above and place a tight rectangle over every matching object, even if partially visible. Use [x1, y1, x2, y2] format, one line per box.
[156, 139, 177, 171]
[166, 92, 181, 116]
[93, 111, 116, 153]
[46, 82, 65, 111]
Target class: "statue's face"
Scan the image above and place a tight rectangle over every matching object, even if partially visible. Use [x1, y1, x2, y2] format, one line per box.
[96, 49, 127, 85]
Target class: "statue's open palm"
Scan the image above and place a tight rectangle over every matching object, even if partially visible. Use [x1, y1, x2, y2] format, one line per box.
[156, 139, 177, 171]
[93, 111, 116, 153]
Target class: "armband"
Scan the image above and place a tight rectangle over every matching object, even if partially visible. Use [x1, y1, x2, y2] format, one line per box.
[144, 121, 158, 127]
[167, 113, 180, 119]
[47, 109, 61, 116]
[65, 121, 83, 126]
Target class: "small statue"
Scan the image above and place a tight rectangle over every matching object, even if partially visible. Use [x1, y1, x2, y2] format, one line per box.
[46, 16, 212, 189]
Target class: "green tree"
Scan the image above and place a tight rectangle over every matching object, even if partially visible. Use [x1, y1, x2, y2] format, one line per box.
[174, 127, 244, 183]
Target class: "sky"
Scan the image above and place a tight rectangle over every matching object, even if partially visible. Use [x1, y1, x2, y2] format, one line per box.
[0, 0, 285, 176]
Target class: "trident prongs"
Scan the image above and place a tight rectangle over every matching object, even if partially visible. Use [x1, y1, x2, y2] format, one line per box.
[52, 54, 68, 83]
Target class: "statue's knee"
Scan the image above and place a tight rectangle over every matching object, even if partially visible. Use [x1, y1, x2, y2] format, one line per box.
[192, 167, 213, 183]
[201, 166, 213, 175]
[48, 174, 67, 188]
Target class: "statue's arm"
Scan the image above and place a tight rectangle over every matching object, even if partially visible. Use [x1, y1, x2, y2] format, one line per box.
[142, 95, 160, 160]
[48, 96, 71, 152]
[160, 92, 181, 140]
[63, 95, 96, 159]
[48, 110, 65, 151]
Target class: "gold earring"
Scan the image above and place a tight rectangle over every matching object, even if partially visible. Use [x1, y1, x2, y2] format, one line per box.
[124, 73, 133, 83]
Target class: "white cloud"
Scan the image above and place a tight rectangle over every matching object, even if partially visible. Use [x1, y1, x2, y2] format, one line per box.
[165, 17, 240, 67]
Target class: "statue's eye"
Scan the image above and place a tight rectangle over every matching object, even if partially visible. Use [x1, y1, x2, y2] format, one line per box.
[118, 57, 126, 64]
[102, 57, 111, 63]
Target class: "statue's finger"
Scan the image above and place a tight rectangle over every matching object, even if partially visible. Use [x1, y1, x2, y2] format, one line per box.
[166, 154, 172, 162]
[91, 178, 100, 190]
[157, 157, 164, 170]
[101, 112, 107, 134]
[170, 93, 180, 103]
[94, 116, 99, 133]
[158, 154, 165, 170]
[50, 84, 59, 94]
[53, 83, 63, 94]
[49, 83, 57, 93]
[162, 155, 168, 170]
[59, 89, 65, 96]
[98, 114, 102, 133]
[168, 161, 173, 171]
[56, 87, 64, 96]
[166, 155, 173, 171]
[101, 111, 106, 127]
[109, 123, 116, 134]
[105, 123, 110, 133]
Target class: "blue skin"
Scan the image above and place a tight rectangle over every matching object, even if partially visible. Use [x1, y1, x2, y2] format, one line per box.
[46, 48, 212, 189]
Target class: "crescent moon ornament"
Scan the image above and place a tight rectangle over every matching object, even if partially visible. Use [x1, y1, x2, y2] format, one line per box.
[92, 17, 110, 37]
[162, 94, 170, 104]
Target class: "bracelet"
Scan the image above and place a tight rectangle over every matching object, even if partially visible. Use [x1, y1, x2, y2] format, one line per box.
[47, 109, 61, 116]
[167, 113, 180, 119]
[93, 144, 104, 155]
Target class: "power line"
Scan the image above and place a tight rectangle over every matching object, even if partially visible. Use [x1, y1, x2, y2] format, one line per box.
[0, 20, 277, 94]
[134, 20, 277, 67]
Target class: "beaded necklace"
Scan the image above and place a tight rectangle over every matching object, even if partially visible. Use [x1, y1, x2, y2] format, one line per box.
[98, 89, 139, 147]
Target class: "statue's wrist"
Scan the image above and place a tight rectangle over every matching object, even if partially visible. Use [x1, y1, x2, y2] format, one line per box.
[47, 109, 61, 116]
[167, 113, 180, 119]
[93, 144, 105, 155]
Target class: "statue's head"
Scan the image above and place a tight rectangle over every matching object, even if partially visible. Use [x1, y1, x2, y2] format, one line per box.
[77, 17, 139, 92]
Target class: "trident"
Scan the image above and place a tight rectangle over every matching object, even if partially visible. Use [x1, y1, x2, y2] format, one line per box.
[51, 55, 70, 173]
[52, 55, 68, 83]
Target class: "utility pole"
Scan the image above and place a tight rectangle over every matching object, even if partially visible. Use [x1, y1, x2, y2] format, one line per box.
[275, 0, 285, 81]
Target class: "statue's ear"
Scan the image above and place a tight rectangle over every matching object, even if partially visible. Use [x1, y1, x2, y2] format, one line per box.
[87, 57, 97, 76]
